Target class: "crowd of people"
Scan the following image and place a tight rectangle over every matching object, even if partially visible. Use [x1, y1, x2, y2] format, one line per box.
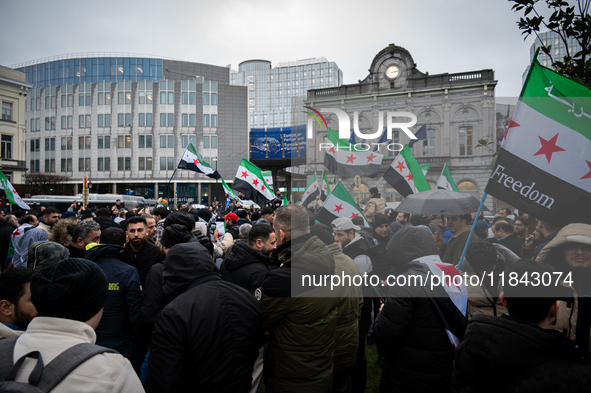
[0, 193, 590, 392]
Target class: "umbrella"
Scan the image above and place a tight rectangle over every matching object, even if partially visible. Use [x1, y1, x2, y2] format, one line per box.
[395, 189, 489, 216]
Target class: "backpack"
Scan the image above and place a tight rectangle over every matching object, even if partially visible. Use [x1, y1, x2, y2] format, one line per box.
[0, 337, 117, 392]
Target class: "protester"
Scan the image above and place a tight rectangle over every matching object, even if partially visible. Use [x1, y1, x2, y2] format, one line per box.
[49, 217, 79, 256]
[374, 226, 467, 393]
[454, 260, 585, 392]
[257, 205, 338, 392]
[351, 215, 373, 238]
[26, 241, 69, 270]
[522, 219, 563, 259]
[0, 258, 144, 391]
[389, 212, 411, 235]
[146, 239, 263, 393]
[491, 219, 524, 256]
[11, 228, 49, 269]
[221, 212, 240, 256]
[363, 187, 386, 222]
[69, 219, 101, 258]
[435, 214, 478, 266]
[142, 214, 158, 245]
[0, 215, 18, 270]
[258, 206, 275, 225]
[94, 208, 119, 231]
[152, 206, 170, 243]
[37, 207, 60, 235]
[85, 227, 143, 369]
[123, 216, 162, 287]
[514, 216, 529, 240]
[0, 268, 37, 339]
[236, 209, 251, 226]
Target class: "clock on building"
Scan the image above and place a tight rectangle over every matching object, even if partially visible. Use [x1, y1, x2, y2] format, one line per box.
[385, 65, 400, 80]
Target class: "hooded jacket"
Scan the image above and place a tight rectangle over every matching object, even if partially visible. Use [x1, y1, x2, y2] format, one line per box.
[84, 244, 143, 344]
[363, 196, 386, 222]
[454, 314, 585, 392]
[373, 226, 461, 393]
[220, 240, 271, 293]
[257, 234, 338, 393]
[146, 242, 263, 393]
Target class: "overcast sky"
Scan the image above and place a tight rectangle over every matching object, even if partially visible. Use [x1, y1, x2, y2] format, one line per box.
[0, 0, 541, 97]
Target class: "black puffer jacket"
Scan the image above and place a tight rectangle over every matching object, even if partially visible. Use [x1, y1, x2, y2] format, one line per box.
[373, 226, 456, 393]
[454, 314, 585, 392]
[146, 242, 263, 393]
[0, 221, 17, 268]
[220, 240, 271, 293]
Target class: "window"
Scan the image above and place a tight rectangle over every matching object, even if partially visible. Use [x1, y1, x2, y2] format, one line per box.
[160, 135, 174, 148]
[458, 180, 477, 198]
[30, 139, 40, 152]
[181, 80, 196, 105]
[78, 136, 91, 150]
[78, 82, 92, 106]
[459, 126, 473, 156]
[189, 114, 195, 127]
[60, 158, 72, 172]
[118, 135, 131, 148]
[44, 138, 55, 151]
[97, 136, 110, 149]
[138, 80, 153, 105]
[44, 86, 56, 109]
[98, 114, 110, 128]
[182, 135, 196, 148]
[138, 113, 152, 127]
[61, 137, 72, 150]
[139, 157, 153, 171]
[78, 157, 91, 172]
[1, 135, 12, 159]
[97, 81, 111, 106]
[97, 157, 110, 171]
[118, 113, 132, 127]
[160, 113, 173, 127]
[160, 80, 174, 105]
[160, 157, 175, 171]
[61, 116, 73, 129]
[423, 129, 435, 156]
[44, 117, 56, 130]
[385, 185, 403, 203]
[139, 135, 152, 148]
[78, 114, 91, 128]
[203, 114, 210, 127]
[203, 135, 217, 149]
[30, 118, 40, 131]
[182, 113, 188, 127]
[44, 159, 55, 173]
[30, 160, 40, 172]
[211, 93, 217, 106]
[211, 114, 217, 127]
[203, 93, 210, 106]
[117, 80, 132, 105]
[117, 157, 131, 171]
[61, 84, 73, 107]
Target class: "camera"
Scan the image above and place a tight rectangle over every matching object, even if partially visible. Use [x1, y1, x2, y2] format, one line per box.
[209, 223, 217, 235]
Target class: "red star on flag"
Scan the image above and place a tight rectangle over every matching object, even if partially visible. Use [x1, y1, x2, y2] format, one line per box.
[252, 179, 259, 187]
[405, 172, 413, 182]
[12, 229, 20, 239]
[193, 158, 199, 165]
[328, 146, 336, 155]
[186, 153, 189, 158]
[333, 204, 343, 213]
[581, 160, 591, 180]
[346, 154, 356, 163]
[261, 185, 266, 191]
[350, 213, 359, 218]
[504, 118, 520, 140]
[534, 133, 565, 164]
[241, 171, 248, 179]
[395, 161, 406, 172]
[306, 190, 310, 195]
[366, 153, 376, 163]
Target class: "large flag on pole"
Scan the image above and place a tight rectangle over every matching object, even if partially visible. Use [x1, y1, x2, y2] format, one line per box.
[262, 171, 273, 188]
[324, 128, 383, 178]
[437, 164, 459, 191]
[221, 178, 240, 201]
[0, 171, 30, 210]
[177, 142, 221, 179]
[484, 55, 591, 225]
[321, 170, 331, 200]
[233, 159, 275, 207]
[301, 173, 319, 206]
[408, 123, 427, 149]
[316, 181, 371, 228]
[383, 146, 431, 197]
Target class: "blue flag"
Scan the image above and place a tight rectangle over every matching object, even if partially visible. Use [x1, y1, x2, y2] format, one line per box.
[373, 130, 389, 151]
[408, 123, 427, 148]
[348, 131, 356, 144]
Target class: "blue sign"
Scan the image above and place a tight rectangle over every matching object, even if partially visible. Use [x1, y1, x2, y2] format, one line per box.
[267, 128, 283, 159]
[296, 125, 307, 158]
[250, 128, 266, 159]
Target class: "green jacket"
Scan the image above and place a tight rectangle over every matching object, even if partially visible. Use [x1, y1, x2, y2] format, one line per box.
[258, 234, 338, 393]
[440, 225, 478, 266]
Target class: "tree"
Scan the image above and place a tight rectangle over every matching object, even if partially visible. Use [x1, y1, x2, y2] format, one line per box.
[23, 173, 71, 195]
[511, 0, 591, 88]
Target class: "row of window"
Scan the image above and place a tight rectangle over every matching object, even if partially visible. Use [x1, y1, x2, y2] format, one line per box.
[34, 156, 189, 172]
[30, 113, 216, 130]
[28, 134, 207, 152]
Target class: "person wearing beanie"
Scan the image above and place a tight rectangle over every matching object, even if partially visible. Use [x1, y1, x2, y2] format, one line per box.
[26, 240, 70, 270]
[3, 258, 143, 392]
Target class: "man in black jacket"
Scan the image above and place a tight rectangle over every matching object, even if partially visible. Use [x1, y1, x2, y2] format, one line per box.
[85, 227, 143, 369]
[454, 260, 585, 392]
[124, 216, 162, 286]
[491, 220, 524, 256]
[220, 224, 275, 293]
[145, 241, 263, 393]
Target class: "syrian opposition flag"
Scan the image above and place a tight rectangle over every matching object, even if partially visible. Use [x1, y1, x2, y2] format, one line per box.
[420, 164, 431, 176]
[233, 159, 275, 207]
[324, 128, 383, 178]
[177, 142, 221, 179]
[262, 171, 273, 188]
[301, 173, 319, 206]
[320, 170, 331, 201]
[485, 56, 591, 225]
[221, 178, 240, 201]
[383, 146, 431, 197]
[316, 181, 371, 228]
[437, 164, 459, 191]
[0, 171, 30, 210]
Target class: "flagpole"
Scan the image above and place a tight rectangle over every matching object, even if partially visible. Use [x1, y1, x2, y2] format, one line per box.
[375, 177, 384, 187]
[457, 192, 487, 271]
[162, 168, 178, 200]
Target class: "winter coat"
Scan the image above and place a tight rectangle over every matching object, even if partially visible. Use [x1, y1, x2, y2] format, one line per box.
[440, 224, 478, 266]
[0, 221, 17, 267]
[146, 242, 263, 393]
[328, 243, 363, 371]
[363, 197, 386, 223]
[94, 216, 120, 231]
[465, 274, 507, 319]
[454, 314, 586, 392]
[124, 241, 162, 287]
[84, 244, 143, 344]
[9, 317, 143, 392]
[497, 233, 524, 257]
[220, 240, 271, 293]
[138, 262, 163, 354]
[257, 234, 339, 393]
[373, 227, 460, 393]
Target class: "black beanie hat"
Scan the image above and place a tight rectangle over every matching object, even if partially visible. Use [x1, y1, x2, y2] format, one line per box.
[161, 224, 192, 248]
[197, 208, 213, 223]
[373, 213, 389, 228]
[31, 258, 107, 322]
[164, 211, 195, 231]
